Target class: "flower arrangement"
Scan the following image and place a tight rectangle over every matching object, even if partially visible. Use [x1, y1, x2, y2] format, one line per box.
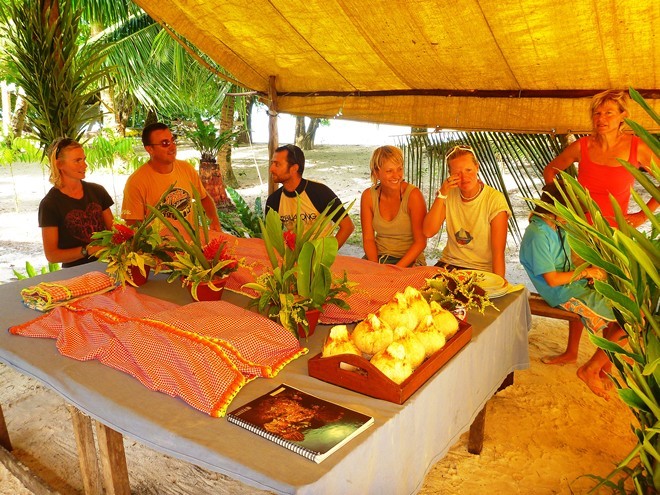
[148, 186, 239, 301]
[90, 217, 167, 287]
[243, 200, 355, 339]
[420, 269, 497, 315]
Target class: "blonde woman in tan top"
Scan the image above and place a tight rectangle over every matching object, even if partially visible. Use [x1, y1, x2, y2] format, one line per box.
[360, 146, 427, 267]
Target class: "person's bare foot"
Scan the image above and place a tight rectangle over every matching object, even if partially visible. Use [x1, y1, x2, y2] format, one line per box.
[599, 369, 614, 390]
[577, 365, 610, 400]
[541, 352, 578, 365]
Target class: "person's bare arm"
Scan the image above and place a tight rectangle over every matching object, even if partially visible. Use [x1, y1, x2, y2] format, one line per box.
[41, 227, 87, 264]
[360, 189, 379, 262]
[542, 266, 606, 287]
[201, 195, 222, 231]
[490, 211, 509, 277]
[335, 214, 354, 249]
[396, 188, 427, 267]
[543, 140, 581, 184]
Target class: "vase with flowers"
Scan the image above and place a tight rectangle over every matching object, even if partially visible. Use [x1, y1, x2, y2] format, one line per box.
[243, 200, 354, 339]
[90, 217, 168, 287]
[148, 187, 240, 301]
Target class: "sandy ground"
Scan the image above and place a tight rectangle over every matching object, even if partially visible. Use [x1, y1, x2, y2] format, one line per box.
[0, 144, 637, 494]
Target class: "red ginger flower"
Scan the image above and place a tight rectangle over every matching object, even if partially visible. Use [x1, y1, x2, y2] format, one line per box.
[111, 224, 135, 244]
[283, 230, 296, 251]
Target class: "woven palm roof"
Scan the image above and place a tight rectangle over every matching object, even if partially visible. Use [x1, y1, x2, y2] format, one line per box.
[134, 0, 660, 133]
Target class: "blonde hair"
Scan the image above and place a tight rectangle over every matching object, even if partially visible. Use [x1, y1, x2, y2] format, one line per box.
[369, 145, 403, 185]
[590, 90, 629, 130]
[48, 138, 82, 188]
[445, 145, 479, 169]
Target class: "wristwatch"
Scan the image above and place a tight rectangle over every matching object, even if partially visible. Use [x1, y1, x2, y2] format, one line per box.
[81, 245, 88, 258]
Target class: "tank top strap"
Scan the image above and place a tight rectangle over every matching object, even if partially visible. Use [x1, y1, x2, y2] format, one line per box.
[400, 183, 414, 211]
[578, 137, 591, 165]
[628, 135, 640, 166]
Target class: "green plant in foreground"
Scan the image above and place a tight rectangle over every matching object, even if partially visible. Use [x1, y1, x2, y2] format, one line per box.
[537, 88, 658, 494]
[243, 199, 355, 339]
[12, 261, 60, 280]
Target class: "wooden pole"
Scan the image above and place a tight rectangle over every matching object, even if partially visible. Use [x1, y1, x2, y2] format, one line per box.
[267, 76, 279, 195]
[68, 405, 103, 494]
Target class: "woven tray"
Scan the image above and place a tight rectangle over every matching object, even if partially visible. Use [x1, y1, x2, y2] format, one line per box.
[308, 321, 472, 404]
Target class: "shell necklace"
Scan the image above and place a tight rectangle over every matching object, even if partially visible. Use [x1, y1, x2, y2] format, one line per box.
[460, 182, 483, 202]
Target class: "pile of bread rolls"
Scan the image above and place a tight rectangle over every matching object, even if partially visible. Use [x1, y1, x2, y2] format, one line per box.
[321, 286, 459, 384]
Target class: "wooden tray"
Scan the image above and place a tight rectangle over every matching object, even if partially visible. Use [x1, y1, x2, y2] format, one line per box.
[308, 321, 472, 404]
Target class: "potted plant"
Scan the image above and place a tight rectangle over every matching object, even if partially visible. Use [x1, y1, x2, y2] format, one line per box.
[243, 200, 354, 339]
[90, 186, 176, 287]
[181, 113, 240, 206]
[148, 187, 240, 301]
[90, 219, 166, 287]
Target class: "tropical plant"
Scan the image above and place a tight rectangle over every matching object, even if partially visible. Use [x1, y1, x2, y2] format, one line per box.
[243, 200, 354, 339]
[0, 0, 112, 148]
[218, 187, 263, 238]
[148, 187, 240, 301]
[12, 261, 59, 280]
[536, 88, 658, 493]
[90, 217, 167, 287]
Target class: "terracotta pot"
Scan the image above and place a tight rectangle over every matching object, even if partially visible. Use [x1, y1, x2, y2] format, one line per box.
[299, 308, 321, 339]
[128, 265, 151, 287]
[187, 277, 227, 302]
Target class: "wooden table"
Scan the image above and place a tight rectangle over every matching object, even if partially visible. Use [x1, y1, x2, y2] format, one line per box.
[0, 263, 531, 494]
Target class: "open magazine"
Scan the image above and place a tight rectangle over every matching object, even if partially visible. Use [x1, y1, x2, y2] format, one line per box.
[227, 384, 374, 463]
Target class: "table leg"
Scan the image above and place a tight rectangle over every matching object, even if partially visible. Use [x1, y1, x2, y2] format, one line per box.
[95, 420, 131, 495]
[0, 403, 12, 451]
[68, 405, 102, 495]
[467, 372, 515, 455]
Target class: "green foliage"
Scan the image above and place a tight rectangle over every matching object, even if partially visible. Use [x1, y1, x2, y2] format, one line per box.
[12, 261, 59, 280]
[536, 88, 659, 493]
[177, 113, 240, 163]
[0, 0, 113, 149]
[218, 187, 263, 238]
[85, 129, 139, 173]
[243, 199, 355, 339]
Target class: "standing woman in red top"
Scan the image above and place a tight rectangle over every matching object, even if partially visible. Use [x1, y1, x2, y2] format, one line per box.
[543, 89, 658, 227]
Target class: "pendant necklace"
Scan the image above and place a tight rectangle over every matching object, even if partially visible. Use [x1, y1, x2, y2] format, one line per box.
[460, 182, 483, 202]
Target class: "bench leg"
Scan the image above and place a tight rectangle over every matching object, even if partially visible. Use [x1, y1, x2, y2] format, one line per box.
[0, 403, 12, 451]
[95, 420, 131, 495]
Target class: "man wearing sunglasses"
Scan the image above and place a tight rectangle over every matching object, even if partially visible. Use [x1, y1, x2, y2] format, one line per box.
[121, 122, 221, 232]
[266, 144, 354, 247]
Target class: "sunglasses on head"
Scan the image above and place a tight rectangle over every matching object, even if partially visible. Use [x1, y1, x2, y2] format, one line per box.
[149, 137, 178, 147]
[283, 144, 303, 165]
[53, 137, 76, 158]
[445, 144, 475, 160]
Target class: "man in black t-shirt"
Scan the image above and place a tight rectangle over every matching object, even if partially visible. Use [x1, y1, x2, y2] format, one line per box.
[265, 144, 354, 248]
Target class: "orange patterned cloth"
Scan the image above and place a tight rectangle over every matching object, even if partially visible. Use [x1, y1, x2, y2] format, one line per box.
[21, 271, 115, 312]
[225, 237, 441, 324]
[10, 287, 306, 417]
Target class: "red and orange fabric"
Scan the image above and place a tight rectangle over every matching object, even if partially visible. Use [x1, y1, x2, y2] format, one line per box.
[11, 287, 306, 417]
[21, 271, 115, 312]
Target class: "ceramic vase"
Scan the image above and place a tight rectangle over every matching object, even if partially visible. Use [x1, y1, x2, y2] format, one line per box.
[188, 277, 228, 302]
[128, 265, 151, 287]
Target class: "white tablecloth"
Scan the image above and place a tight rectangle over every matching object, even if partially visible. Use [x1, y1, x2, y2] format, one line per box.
[0, 262, 531, 494]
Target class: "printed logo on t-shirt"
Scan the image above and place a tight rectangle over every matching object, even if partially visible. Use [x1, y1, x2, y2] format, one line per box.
[164, 187, 192, 219]
[64, 203, 104, 242]
[454, 228, 473, 246]
[280, 212, 318, 231]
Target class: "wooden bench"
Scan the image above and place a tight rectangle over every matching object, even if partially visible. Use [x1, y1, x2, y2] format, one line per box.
[528, 292, 581, 322]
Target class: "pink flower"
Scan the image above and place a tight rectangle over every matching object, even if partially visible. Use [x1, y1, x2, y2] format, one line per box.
[283, 230, 296, 251]
[111, 224, 135, 244]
